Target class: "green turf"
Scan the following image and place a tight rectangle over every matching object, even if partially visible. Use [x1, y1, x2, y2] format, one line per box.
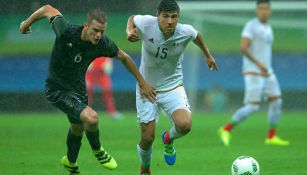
[0, 111, 306, 175]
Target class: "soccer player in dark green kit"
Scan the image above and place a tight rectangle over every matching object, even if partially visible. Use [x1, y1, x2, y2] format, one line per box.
[20, 4, 156, 175]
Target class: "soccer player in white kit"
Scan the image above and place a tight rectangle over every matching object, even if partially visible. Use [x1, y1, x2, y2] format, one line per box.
[219, 0, 289, 147]
[126, 0, 217, 174]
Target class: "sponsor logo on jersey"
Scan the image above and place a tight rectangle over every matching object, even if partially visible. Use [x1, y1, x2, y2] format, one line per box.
[173, 43, 179, 47]
[148, 38, 154, 43]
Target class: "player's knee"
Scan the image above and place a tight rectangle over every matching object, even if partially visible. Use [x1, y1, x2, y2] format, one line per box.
[176, 119, 192, 135]
[178, 125, 191, 135]
[270, 98, 282, 107]
[85, 111, 99, 129]
[246, 104, 260, 112]
[269, 98, 282, 112]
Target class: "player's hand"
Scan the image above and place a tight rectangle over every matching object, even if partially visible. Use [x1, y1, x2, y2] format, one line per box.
[139, 82, 156, 103]
[20, 21, 32, 34]
[257, 63, 269, 77]
[127, 28, 140, 42]
[102, 59, 113, 75]
[206, 55, 218, 71]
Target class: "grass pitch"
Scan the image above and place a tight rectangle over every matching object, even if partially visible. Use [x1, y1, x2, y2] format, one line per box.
[0, 111, 306, 175]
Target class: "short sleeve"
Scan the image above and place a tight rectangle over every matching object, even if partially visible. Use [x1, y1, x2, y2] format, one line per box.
[181, 24, 198, 40]
[241, 21, 253, 39]
[100, 36, 119, 58]
[133, 15, 156, 33]
[51, 16, 69, 37]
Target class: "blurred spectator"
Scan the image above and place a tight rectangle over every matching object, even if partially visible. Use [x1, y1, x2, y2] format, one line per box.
[31, 1, 40, 12]
[86, 57, 123, 120]
[204, 84, 227, 112]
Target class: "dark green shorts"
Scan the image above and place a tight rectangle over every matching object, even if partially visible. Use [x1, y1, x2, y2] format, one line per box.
[45, 88, 87, 124]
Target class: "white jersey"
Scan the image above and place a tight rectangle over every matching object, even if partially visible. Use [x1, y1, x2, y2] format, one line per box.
[134, 15, 198, 92]
[241, 18, 274, 74]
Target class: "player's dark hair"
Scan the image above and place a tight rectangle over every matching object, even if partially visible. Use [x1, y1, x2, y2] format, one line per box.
[86, 8, 107, 24]
[257, 0, 270, 6]
[157, 0, 180, 14]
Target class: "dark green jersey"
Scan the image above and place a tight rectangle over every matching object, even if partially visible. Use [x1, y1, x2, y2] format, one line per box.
[46, 16, 119, 96]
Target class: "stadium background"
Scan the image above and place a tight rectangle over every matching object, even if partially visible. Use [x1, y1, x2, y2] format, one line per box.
[0, 0, 306, 112]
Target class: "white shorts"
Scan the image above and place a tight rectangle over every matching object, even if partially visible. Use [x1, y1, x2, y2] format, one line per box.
[244, 74, 281, 104]
[136, 86, 191, 123]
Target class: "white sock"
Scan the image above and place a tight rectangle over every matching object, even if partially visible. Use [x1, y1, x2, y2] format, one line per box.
[232, 104, 260, 123]
[169, 126, 183, 141]
[137, 144, 152, 168]
[268, 98, 282, 125]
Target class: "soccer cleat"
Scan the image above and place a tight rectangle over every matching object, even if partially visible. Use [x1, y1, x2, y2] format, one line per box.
[140, 167, 151, 175]
[60, 156, 80, 175]
[162, 131, 176, 165]
[140, 172, 151, 175]
[93, 146, 117, 170]
[218, 127, 231, 146]
[265, 135, 289, 146]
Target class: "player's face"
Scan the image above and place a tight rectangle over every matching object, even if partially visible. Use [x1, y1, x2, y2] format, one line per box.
[157, 11, 179, 36]
[85, 19, 107, 44]
[256, 3, 271, 23]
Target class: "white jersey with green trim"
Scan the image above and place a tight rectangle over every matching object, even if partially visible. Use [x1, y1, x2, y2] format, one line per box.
[241, 18, 274, 74]
[134, 15, 197, 92]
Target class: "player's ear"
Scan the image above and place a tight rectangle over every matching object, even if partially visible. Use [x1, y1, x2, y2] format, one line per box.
[83, 23, 88, 29]
[156, 11, 160, 17]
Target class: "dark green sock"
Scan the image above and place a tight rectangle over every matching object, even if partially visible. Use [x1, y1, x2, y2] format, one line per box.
[67, 129, 82, 163]
[85, 129, 101, 150]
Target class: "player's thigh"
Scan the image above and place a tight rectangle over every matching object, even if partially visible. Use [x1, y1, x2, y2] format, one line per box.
[159, 86, 191, 120]
[264, 74, 282, 99]
[45, 89, 87, 124]
[136, 88, 159, 123]
[100, 74, 111, 90]
[244, 75, 265, 103]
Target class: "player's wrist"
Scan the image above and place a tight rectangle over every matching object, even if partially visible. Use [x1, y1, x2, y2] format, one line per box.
[22, 20, 30, 28]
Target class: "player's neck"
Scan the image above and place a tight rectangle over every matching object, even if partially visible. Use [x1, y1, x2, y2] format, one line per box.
[258, 18, 269, 24]
[81, 28, 87, 41]
[163, 33, 173, 40]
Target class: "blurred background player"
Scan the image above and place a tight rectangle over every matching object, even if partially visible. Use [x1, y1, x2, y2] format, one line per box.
[126, 0, 217, 174]
[86, 57, 123, 119]
[204, 84, 228, 113]
[219, 0, 289, 146]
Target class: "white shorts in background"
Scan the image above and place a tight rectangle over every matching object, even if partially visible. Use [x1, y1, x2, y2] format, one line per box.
[244, 74, 281, 104]
[136, 86, 191, 123]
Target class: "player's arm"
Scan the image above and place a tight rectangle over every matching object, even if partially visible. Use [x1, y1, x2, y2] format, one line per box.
[126, 15, 140, 42]
[20, 4, 62, 34]
[193, 32, 218, 71]
[115, 49, 156, 102]
[240, 37, 268, 74]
